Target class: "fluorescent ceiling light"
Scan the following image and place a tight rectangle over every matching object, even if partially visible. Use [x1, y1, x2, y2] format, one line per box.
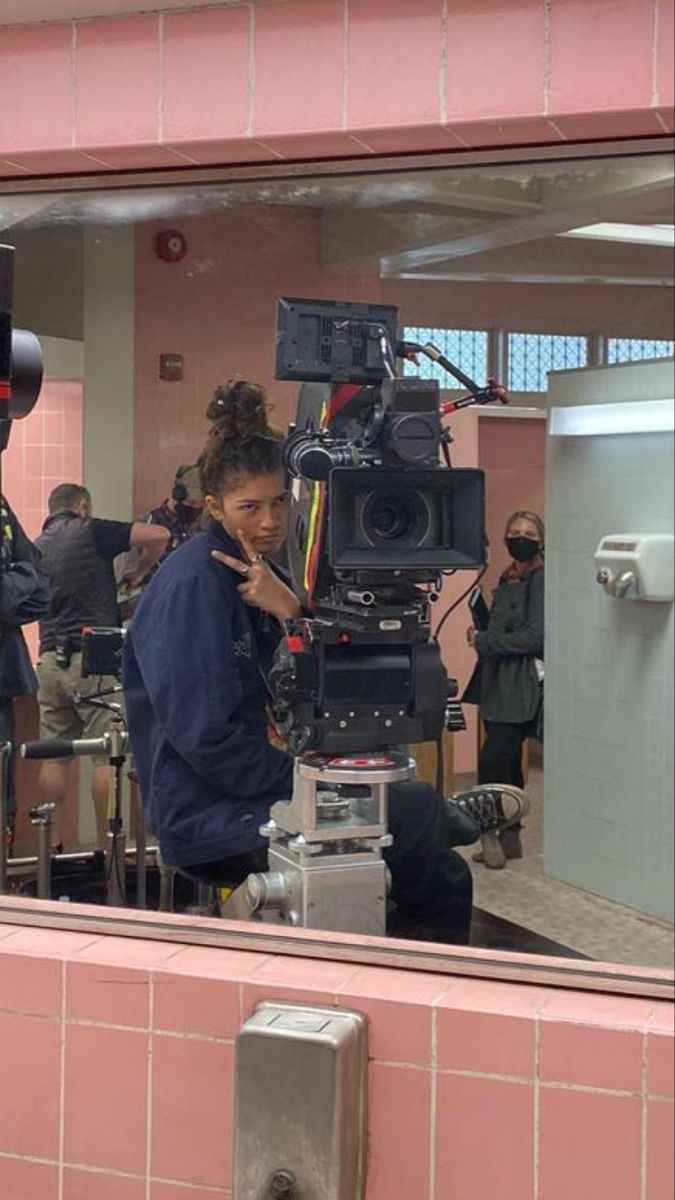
[561, 223, 675, 247]
[549, 399, 675, 437]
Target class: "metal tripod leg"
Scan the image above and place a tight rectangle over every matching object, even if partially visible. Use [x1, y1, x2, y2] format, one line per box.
[28, 803, 55, 900]
[0, 743, 10, 895]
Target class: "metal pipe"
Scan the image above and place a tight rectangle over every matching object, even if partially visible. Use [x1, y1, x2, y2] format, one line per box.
[36, 821, 52, 900]
[6, 846, 158, 871]
[134, 797, 147, 911]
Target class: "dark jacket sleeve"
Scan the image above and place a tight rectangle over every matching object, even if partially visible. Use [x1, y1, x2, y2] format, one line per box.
[1, 511, 51, 627]
[128, 562, 293, 799]
[474, 568, 544, 660]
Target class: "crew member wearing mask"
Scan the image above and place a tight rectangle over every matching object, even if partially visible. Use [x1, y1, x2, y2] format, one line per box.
[466, 510, 545, 869]
[146, 464, 204, 565]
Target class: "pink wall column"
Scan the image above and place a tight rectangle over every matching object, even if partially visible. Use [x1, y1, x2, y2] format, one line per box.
[0, 907, 671, 1199]
[0, 0, 672, 179]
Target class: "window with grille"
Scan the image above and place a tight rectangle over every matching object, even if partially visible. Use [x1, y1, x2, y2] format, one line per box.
[508, 332, 588, 392]
[403, 327, 488, 386]
[606, 337, 675, 364]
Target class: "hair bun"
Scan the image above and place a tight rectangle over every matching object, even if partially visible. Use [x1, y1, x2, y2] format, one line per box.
[206, 380, 271, 441]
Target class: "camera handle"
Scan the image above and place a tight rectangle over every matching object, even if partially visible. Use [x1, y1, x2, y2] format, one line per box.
[21, 712, 132, 907]
[400, 340, 509, 412]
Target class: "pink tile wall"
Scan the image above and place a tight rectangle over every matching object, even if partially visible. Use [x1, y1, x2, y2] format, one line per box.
[0, 0, 671, 176]
[479, 416, 547, 594]
[0, 913, 671, 1200]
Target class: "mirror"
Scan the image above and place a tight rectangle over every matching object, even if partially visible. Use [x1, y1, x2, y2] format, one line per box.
[2, 148, 673, 971]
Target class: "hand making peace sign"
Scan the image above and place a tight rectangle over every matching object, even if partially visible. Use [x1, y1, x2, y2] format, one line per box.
[211, 530, 301, 624]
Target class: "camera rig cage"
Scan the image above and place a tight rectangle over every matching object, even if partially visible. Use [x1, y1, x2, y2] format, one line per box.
[268, 297, 507, 758]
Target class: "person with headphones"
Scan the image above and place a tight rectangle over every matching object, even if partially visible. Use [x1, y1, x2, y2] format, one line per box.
[147, 464, 205, 565]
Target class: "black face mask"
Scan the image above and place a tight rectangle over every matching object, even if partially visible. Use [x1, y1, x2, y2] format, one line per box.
[175, 502, 201, 528]
[507, 535, 540, 563]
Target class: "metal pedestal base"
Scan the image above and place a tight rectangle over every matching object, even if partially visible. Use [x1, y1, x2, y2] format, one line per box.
[241, 751, 415, 936]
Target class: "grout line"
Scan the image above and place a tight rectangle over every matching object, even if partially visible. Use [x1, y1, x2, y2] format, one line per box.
[145, 971, 155, 1200]
[246, 3, 256, 139]
[543, 0, 552, 117]
[157, 12, 165, 144]
[641, 1028, 649, 1200]
[440, 0, 449, 125]
[70, 22, 78, 149]
[429, 1007, 438, 1200]
[58, 961, 67, 1200]
[651, 0, 660, 107]
[534, 1016, 541, 1200]
[342, 0, 350, 132]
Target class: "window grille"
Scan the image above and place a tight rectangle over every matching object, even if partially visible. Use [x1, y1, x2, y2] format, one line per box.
[606, 338, 675, 364]
[403, 327, 488, 387]
[508, 332, 588, 392]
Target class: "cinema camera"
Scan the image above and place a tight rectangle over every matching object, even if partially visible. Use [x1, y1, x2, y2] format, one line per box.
[239, 298, 506, 935]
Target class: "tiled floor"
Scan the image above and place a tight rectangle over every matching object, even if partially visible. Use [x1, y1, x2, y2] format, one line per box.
[457, 750, 675, 969]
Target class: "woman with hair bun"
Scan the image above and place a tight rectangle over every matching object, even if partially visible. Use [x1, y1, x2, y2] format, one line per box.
[124, 380, 482, 942]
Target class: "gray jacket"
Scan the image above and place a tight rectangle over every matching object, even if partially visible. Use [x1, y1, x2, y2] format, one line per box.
[473, 565, 544, 725]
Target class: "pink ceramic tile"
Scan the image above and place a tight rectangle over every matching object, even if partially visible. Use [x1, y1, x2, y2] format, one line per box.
[153, 973, 239, 1040]
[64, 1025, 148, 1173]
[0, 1014, 61, 1159]
[539, 1089, 642, 1200]
[347, 124, 463, 153]
[348, 0, 442, 128]
[66, 961, 150, 1029]
[337, 968, 447, 1066]
[367, 1064, 431, 1200]
[656, 107, 675, 131]
[151, 1185, 230, 1200]
[648, 1100, 675, 1200]
[0, 952, 61, 1018]
[446, 0, 545, 121]
[246, 954, 360, 992]
[85, 145, 192, 169]
[63, 1169, 145, 1200]
[161, 137, 280, 165]
[551, 109, 666, 138]
[649, 1031, 675, 1098]
[549, 0, 653, 114]
[151, 1034, 234, 1188]
[252, 130, 368, 159]
[450, 116, 564, 147]
[437, 979, 543, 1079]
[0, 1156, 59, 1200]
[0, 927, 99, 959]
[657, 0, 675, 107]
[540, 1021, 643, 1093]
[0, 24, 72, 153]
[436, 1075, 534, 1196]
[162, 945, 269, 981]
[2, 149, 109, 173]
[253, 0, 344, 136]
[541, 989, 653, 1032]
[75, 15, 160, 148]
[163, 7, 250, 142]
[73, 935, 186, 968]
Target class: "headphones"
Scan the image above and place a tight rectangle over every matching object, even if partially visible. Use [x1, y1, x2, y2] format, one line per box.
[172, 464, 199, 504]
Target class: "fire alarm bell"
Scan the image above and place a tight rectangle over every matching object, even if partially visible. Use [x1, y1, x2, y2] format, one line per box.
[154, 229, 187, 263]
[159, 354, 184, 381]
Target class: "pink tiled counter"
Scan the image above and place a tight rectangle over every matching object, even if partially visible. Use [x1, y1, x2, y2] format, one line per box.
[0, 0, 672, 178]
[0, 911, 672, 1200]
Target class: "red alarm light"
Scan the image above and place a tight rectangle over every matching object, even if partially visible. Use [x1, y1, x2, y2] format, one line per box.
[154, 229, 187, 263]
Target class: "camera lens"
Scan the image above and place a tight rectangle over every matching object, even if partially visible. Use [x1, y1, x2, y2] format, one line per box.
[361, 489, 431, 548]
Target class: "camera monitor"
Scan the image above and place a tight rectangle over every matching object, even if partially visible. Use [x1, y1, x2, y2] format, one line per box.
[329, 467, 486, 572]
[275, 297, 399, 384]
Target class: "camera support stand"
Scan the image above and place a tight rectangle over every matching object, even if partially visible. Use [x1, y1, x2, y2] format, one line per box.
[241, 751, 415, 936]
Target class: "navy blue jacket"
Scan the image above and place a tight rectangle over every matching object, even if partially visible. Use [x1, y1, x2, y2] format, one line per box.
[1, 499, 51, 702]
[123, 520, 293, 866]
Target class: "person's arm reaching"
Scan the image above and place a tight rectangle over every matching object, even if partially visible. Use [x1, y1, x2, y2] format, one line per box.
[126, 522, 170, 584]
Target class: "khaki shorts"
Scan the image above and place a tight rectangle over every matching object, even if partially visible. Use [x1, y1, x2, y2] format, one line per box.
[37, 651, 124, 749]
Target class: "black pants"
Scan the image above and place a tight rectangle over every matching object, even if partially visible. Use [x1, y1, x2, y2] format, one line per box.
[183, 781, 477, 946]
[478, 720, 530, 789]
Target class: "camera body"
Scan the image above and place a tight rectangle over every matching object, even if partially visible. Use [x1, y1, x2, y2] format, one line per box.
[270, 298, 486, 754]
